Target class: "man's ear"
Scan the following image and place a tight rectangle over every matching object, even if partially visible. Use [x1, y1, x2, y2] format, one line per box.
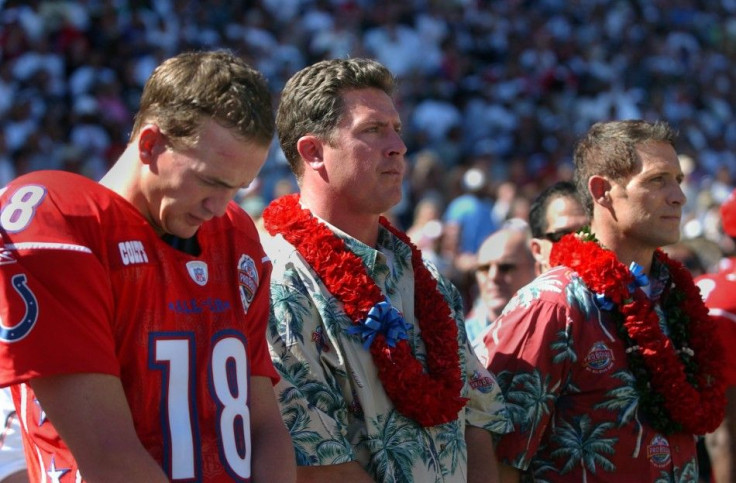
[529, 238, 543, 259]
[589, 175, 612, 208]
[138, 124, 165, 166]
[529, 237, 546, 272]
[296, 135, 324, 171]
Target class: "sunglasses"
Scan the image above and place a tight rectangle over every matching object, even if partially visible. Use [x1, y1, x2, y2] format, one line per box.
[542, 228, 581, 243]
[476, 262, 518, 275]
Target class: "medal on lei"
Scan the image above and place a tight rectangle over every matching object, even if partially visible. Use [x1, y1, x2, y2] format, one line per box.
[550, 228, 725, 435]
[262, 194, 468, 427]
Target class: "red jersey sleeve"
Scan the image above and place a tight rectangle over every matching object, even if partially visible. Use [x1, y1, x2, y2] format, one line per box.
[0, 176, 119, 385]
[696, 272, 736, 386]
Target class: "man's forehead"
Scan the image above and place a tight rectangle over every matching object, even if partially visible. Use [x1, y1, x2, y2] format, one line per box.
[478, 232, 528, 262]
[546, 196, 586, 229]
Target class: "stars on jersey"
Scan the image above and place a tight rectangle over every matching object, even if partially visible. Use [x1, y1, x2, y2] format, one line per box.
[34, 397, 47, 426]
[46, 456, 70, 483]
[0, 248, 16, 265]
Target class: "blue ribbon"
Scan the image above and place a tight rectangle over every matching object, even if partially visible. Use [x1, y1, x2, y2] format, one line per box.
[627, 261, 650, 293]
[594, 292, 615, 311]
[594, 262, 649, 311]
[347, 299, 411, 349]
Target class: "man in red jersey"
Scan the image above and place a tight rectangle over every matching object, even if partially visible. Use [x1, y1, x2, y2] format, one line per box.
[696, 188, 736, 483]
[0, 50, 295, 482]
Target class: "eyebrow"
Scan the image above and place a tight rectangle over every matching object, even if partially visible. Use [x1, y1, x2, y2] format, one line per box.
[476, 261, 520, 272]
[361, 119, 402, 131]
[205, 175, 243, 190]
[644, 169, 684, 180]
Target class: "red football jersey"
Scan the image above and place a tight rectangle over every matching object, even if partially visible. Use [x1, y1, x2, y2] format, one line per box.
[696, 261, 736, 386]
[0, 171, 277, 482]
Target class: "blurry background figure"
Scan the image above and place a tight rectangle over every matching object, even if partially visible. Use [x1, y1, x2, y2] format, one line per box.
[443, 166, 498, 270]
[0, 388, 27, 483]
[695, 188, 736, 483]
[528, 181, 589, 275]
[406, 194, 449, 274]
[236, 178, 266, 219]
[661, 237, 724, 278]
[442, 165, 500, 308]
[465, 219, 535, 343]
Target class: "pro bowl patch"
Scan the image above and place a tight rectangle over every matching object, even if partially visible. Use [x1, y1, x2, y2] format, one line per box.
[647, 435, 671, 468]
[583, 341, 614, 373]
[469, 370, 496, 393]
[237, 254, 258, 313]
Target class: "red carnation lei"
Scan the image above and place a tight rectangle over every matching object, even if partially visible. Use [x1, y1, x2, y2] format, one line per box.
[551, 233, 725, 434]
[263, 194, 468, 427]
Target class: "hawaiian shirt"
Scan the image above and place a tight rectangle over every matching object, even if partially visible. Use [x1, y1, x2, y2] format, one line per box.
[264, 222, 512, 482]
[475, 262, 700, 482]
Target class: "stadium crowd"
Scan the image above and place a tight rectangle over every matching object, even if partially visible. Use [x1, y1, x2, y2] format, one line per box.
[1, 0, 735, 294]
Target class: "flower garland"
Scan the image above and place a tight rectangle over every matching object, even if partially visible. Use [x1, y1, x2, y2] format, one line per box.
[262, 194, 468, 427]
[550, 230, 725, 435]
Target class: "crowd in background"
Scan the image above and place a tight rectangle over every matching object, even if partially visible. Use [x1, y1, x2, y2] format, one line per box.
[2, 0, 735, 300]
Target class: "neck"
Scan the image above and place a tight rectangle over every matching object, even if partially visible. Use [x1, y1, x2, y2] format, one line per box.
[590, 222, 655, 275]
[299, 187, 381, 247]
[100, 145, 141, 204]
[100, 145, 157, 232]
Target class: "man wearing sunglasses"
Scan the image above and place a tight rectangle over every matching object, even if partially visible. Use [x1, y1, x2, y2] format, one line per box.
[466, 220, 536, 344]
[528, 181, 589, 275]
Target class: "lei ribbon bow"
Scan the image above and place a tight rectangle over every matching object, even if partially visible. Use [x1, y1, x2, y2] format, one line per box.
[594, 293, 615, 311]
[595, 261, 650, 311]
[627, 261, 650, 292]
[347, 299, 412, 349]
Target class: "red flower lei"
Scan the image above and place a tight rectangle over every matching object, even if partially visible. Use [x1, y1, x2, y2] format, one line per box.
[262, 194, 468, 427]
[550, 231, 725, 435]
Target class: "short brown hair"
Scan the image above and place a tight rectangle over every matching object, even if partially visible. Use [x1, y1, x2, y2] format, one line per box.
[276, 58, 396, 180]
[130, 50, 274, 148]
[573, 120, 677, 217]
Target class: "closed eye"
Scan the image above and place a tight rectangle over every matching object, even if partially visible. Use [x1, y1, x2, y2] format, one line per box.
[199, 175, 240, 190]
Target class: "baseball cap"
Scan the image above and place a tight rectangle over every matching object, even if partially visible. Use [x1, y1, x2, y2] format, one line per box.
[722, 188, 736, 237]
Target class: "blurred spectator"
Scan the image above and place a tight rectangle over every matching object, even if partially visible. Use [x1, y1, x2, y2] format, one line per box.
[0, 132, 15, 186]
[528, 181, 589, 275]
[442, 164, 499, 304]
[406, 194, 449, 274]
[465, 219, 536, 343]
[0, 388, 26, 483]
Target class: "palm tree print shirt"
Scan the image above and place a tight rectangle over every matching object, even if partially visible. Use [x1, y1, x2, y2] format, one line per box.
[264, 222, 512, 482]
[474, 264, 699, 482]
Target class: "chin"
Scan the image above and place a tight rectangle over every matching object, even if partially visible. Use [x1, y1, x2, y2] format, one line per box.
[381, 195, 403, 213]
[168, 224, 199, 239]
[660, 231, 682, 247]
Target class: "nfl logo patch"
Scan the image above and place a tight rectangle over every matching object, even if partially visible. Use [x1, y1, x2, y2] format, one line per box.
[186, 261, 209, 286]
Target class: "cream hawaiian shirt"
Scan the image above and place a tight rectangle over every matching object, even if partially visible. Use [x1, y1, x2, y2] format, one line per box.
[264, 222, 511, 482]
